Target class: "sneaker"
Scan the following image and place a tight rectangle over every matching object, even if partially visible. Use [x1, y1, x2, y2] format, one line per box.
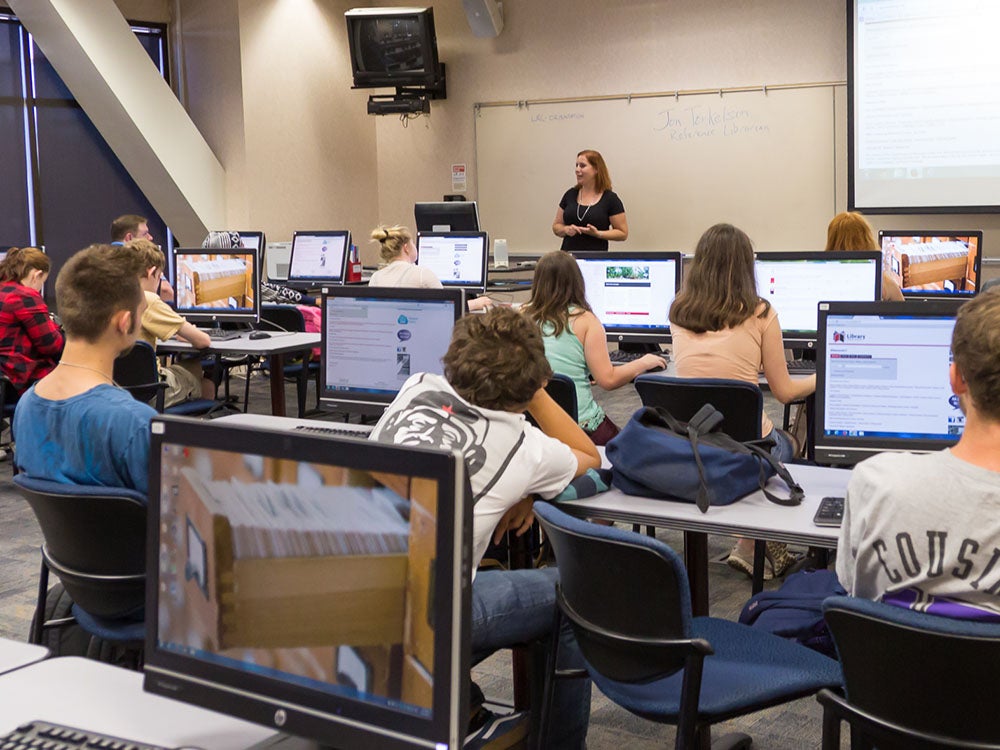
[464, 709, 530, 749]
[765, 541, 797, 578]
[727, 543, 774, 581]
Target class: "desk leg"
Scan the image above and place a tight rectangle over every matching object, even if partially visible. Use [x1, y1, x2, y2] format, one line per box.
[268, 353, 286, 417]
[683, 531, 709, 617]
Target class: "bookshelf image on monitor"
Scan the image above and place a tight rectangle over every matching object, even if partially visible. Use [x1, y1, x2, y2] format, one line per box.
[145, 417, 471, 750]
[172, 248, 260, 325]
[877, 231, 982, 299]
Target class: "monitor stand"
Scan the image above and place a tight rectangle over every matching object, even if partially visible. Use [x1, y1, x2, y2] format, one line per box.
[618, 342, 665, 354]
[248, 734, 336, 750]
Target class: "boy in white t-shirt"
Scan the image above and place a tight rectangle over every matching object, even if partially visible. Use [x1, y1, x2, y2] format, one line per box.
[370, 307, 600, 749]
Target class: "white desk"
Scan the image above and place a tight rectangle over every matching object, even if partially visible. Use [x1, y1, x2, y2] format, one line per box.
[0, 657, 275, 749]
[0, 638, 48, 675]
[559, 464, 848, 615]
[158, 332, 320, 417]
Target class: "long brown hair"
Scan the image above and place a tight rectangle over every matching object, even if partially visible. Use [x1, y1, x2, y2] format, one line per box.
[825, 211, 878, 251]
[669, 223, 768, 333]
[524, 250, 592, 336]
[0, 247, 49, 284]
[571, 149, 612, 194]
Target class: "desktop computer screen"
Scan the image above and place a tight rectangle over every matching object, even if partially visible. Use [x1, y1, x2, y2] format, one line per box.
[814, 299, 966, 466]
[414, 202, 480, 234]
[878, 230, 983, 299]
[144, 416, 471, 750]
[172, 248, 260, 325]
[573, 251, 681, 344]
[288, 231, 351, 286]
[754, 251, 882, 348]
[320, 287, 463, 414]
[416, 232, 489, 291]
[235, 230, 266, 259]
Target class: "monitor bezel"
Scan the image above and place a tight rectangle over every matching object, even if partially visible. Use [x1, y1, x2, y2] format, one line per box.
[344, 7, 443, 90]
[754, 250, 884, 349]
[415, 231, 490, 291]
[288, 230, 352, 286]
[813, 299, 967, 466]
[572, 251, 682, 345]
[234, 230, 267, 262]
[320, 286, 464, 415]
[144, 416, 471, 750]
[171, 246, 260, 325]
[413, 202, 480, 234]
[877, 230, 983, 300]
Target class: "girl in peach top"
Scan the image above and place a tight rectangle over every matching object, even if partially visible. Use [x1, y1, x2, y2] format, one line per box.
[669, 223, 815, 577]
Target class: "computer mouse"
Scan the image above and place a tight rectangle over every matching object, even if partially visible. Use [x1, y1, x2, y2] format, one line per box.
[248, 331, 271, 340]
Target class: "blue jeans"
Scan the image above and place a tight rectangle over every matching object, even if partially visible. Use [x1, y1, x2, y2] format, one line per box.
[768, 427, 796, 462]
[471, 567, 590, 750]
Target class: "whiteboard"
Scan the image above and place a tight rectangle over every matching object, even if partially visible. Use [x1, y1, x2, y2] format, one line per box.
[475, 86, 842, 254]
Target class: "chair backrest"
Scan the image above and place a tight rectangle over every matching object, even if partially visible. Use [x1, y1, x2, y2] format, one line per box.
[545, 373, 578, 422]
[634, 374, 763, 442]
[533, 501, 709, 684]
[14, 474, 147, 619]
[261, 303, 306, 333]
[824, 596, 1000, 745]
[112, 340, 163, 407]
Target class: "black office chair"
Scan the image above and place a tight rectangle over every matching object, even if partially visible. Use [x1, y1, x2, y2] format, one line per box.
[545, 373, 578, 422]
[533, 501, 842, 749]
[818, 596, 1000, 750]
[14, 474, 147, 667]
[114, 340, 223, 416]
[633, 375, 763, 443]
[258, 304, 321, 418]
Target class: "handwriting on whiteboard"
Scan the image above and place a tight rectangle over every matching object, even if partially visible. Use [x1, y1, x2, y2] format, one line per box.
[530, 112, 584, 123]
[653, 105, 769, 140]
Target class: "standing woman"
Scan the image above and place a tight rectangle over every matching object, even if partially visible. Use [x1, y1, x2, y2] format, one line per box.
[552, 149, 628, 252]
[825, 211, 904, 301]
[523, 251, 666, 445]
[0, 247, 63, 396]
[670, 224, 814, 578]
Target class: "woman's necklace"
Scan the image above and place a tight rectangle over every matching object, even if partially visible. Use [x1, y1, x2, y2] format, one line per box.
[576, 191, 600, 222]
[59, 361, 118, 387]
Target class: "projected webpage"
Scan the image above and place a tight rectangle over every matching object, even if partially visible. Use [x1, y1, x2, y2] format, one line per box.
[822, 314, 962, 441]
[854, 0, 1000, 207]
[290, 233, 348, 280]
[325, 297, 454, 394]
[755, 258, 878, 332]
[417, 235, 486, 286]
[577, 258, 675, 330]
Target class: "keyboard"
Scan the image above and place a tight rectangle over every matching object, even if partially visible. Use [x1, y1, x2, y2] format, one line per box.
[293, 423, 373, 438]
[610, 349, 668, 365]
[199, 328, 243, 342]
[813, 496, 845, 527]
[786, 359, 816, 374]
[0, 720, 171, 750]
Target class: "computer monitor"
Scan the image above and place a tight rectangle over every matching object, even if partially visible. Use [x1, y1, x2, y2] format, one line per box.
[573, 251, 681, 344]
[288, 231, 351, 287]
[414, 202, 480, 234]
[416, 232, 489, 292]
[144, 416, 471, 750]
[813, 300, 966, 466]
[235, 231, 266, 260]
[877, 230, 983, 299]
[172, 247, 260, 325]
[320, 287, 463, 415]
[754, 251, 883, 349]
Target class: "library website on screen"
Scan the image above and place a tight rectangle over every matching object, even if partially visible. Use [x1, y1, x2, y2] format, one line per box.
[756, 260, 877, 332]
[579, 260, 674, 328]
[325, 298, 453, 394]
[419, 236, 484, 285]
[292, 234, 347, 278]
[823, 315, 962, 440]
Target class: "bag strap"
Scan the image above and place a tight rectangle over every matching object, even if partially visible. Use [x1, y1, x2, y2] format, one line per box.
[741, 441, 805, 507]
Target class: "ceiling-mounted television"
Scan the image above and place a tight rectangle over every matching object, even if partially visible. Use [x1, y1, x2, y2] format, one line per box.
[345, 7, 443, 90]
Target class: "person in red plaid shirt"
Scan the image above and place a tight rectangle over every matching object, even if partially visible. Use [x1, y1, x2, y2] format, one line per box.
[0, 247, 63, 396]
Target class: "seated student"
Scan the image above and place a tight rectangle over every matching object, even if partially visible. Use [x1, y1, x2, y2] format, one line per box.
[368, 225, 492, 311]
[111, 213, 174, 303]
[670, 223, 815, 578]
[125, 239, 216, 405]
[825, 211, 904, 301]
[0, 247, 64, 396]
[522, 250, 666, 445]
[837, 289, 1000, 620]
[13, 244, 157, 494]
[202, 231, 321, 307]
[370, 307, 599, 749]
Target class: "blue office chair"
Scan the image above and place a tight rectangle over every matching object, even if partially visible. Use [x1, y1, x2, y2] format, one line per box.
[633, 375, 763, 443]
[819, 596, 1000, 750]
[14, 474, 146, 667]
[533, 501, 842, 749]
[114, 340, 224, 416]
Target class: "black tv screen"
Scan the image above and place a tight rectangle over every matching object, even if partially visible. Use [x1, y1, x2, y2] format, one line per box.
[345, 7, 441, 89]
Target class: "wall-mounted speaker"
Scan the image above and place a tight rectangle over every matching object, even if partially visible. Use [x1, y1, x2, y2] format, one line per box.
[462, 0, 503, 38]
